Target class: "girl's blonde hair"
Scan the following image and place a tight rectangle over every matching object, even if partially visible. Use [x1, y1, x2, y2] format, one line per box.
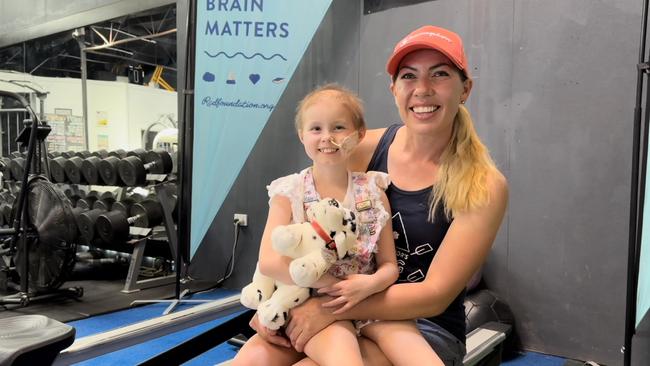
[294, 83, 366, 133]
[430, 104, 497, 221]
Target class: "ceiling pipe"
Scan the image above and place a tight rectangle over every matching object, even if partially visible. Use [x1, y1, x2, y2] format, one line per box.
[72, 27, 90, 151]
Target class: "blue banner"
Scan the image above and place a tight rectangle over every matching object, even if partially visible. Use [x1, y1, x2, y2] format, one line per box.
[191, 0, 332, 258]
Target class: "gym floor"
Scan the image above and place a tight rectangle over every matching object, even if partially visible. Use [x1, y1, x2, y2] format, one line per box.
[58, 287, 580, 366]
[0, 261, 177, 322]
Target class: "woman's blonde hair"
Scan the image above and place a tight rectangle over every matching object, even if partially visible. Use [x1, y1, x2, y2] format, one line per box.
[430, 104, 497, 221]
[294, 83, 366, 133]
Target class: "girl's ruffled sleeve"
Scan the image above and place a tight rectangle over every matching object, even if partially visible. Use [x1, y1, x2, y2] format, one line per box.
[266, 172, 304, 223]
[366, 171, 391, 191]
[366, 171, 391, 227]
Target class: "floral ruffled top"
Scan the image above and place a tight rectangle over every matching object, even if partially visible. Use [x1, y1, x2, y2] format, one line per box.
[267, 167, 390, 278]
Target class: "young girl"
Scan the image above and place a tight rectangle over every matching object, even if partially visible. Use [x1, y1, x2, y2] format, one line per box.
[233, 84, 444, 366]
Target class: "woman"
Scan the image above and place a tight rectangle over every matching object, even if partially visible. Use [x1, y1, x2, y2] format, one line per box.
[244, 25, 508, 366]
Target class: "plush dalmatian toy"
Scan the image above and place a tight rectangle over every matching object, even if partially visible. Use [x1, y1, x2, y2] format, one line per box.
[240, 198, 357, 330]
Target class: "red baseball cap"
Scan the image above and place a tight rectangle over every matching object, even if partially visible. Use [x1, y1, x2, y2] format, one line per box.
[386, 25, 468, 77]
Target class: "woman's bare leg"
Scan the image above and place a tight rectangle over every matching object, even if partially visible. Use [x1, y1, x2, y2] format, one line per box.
[362, 320, 444, 366]
[232, 334, 304, 366]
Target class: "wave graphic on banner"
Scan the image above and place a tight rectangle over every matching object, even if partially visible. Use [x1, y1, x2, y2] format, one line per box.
[204, 51, 288, 61]
[191, 0, 333, 258]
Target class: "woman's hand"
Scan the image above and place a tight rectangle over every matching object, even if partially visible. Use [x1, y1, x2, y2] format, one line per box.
[249, 312, 292, 348]
[317, 274, 374, 314]
[285, 296, 337, 352]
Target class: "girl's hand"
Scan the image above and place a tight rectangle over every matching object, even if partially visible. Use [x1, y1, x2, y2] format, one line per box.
[317, 273, 374, 314]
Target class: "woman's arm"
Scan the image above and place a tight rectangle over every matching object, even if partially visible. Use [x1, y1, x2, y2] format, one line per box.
[287, 170, 508, 351]
[368, 190, 399, 291]
[348, 128, 385, 172]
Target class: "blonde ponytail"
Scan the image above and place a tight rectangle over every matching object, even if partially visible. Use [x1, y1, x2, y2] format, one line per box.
[430, 105, 497, 221]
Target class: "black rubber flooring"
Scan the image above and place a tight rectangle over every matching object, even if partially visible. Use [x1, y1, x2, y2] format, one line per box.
[0, 261, 177, 322]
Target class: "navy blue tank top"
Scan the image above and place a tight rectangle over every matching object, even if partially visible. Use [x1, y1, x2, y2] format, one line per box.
[367, 124, 466, 343]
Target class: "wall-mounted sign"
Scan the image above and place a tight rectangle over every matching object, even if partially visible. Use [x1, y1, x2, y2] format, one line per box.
[191, 0, 333, 258]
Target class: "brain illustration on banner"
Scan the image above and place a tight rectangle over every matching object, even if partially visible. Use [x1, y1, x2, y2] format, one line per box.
[191, 0, 333, 258]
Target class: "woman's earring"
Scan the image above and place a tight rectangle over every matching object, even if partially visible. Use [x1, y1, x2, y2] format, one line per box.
[460, 100, 466, 104]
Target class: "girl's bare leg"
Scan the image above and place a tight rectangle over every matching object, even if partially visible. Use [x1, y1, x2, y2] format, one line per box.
[293, 336, 391, 366]
[232, 334, 304, 366]
[301, 320, 364, 366]
[362, 320, 444, 366]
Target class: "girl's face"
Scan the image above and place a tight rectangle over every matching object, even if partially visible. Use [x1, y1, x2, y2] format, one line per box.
[299, 93, 364, 167]
[390, 49, 472, 136]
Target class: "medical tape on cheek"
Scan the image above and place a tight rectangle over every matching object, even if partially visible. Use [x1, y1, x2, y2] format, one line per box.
[329, 134, 359, 152]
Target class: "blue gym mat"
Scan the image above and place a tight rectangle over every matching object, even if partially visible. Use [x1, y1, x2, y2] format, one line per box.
[65, 287, 575, 365]
[66, 288, 243, 365]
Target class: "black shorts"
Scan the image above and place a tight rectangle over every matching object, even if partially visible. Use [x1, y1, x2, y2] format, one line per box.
[416, 318, 466, 366]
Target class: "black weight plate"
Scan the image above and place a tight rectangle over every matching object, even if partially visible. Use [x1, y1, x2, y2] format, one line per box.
[127, 148, 147, 161]
[92, 149, 109, 158]
[96, 210, 130, 243]
[144, 150, 173, 174]
[9, 157, 25, 182]
[63, 156, 84, 184]
[49, 157, 67, 183]
[108, 149, 127, 158]
[98, 156, 122, 186]
[0, 157, 12, 180]
[77, 208, 103, 242]
[81, 156, 102, 185]
[131, 200, 163, 227]
[118, 156, 146, 187]
[92, 197, 114, 211]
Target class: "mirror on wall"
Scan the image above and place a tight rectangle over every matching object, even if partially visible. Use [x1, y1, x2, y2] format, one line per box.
[0, 4, 178, 158]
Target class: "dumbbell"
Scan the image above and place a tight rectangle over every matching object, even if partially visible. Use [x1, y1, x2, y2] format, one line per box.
[110, 192, 146, 215]
[98, 155, 124, 186]
[97, 149, 147, 186]
[108, 149, 127, 158]
[0, 190, 16, 225]
[9, 156, 26, 181]
[96, 199, 163, 242]
[98, 149, 144, 186]
[74, 190, 100, 209]
[61, 151, 79, 159]
[64, 188, 86, 207]
[92, 149, 109, 159]
[0, 203, 10, 226]
[75, 192, 116, 242]
[0, 192, 16, 226]
[0, 190, 17, 204]
[77, 151, 95, 159]
[0, 157, 13, 180]
[49, 156, 68, 183]
[64, 156, 88, 184]
[118, 149, 173, 186]
[81, 156, 105, 185]
[76, 151, 113, 184]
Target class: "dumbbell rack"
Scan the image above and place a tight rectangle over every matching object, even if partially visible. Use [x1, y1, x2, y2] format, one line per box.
[120, 182, 180, 294]
[49, 148, 179, 294]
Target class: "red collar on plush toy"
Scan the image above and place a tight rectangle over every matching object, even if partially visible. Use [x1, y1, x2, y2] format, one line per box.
[310, 220, 337, 251]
